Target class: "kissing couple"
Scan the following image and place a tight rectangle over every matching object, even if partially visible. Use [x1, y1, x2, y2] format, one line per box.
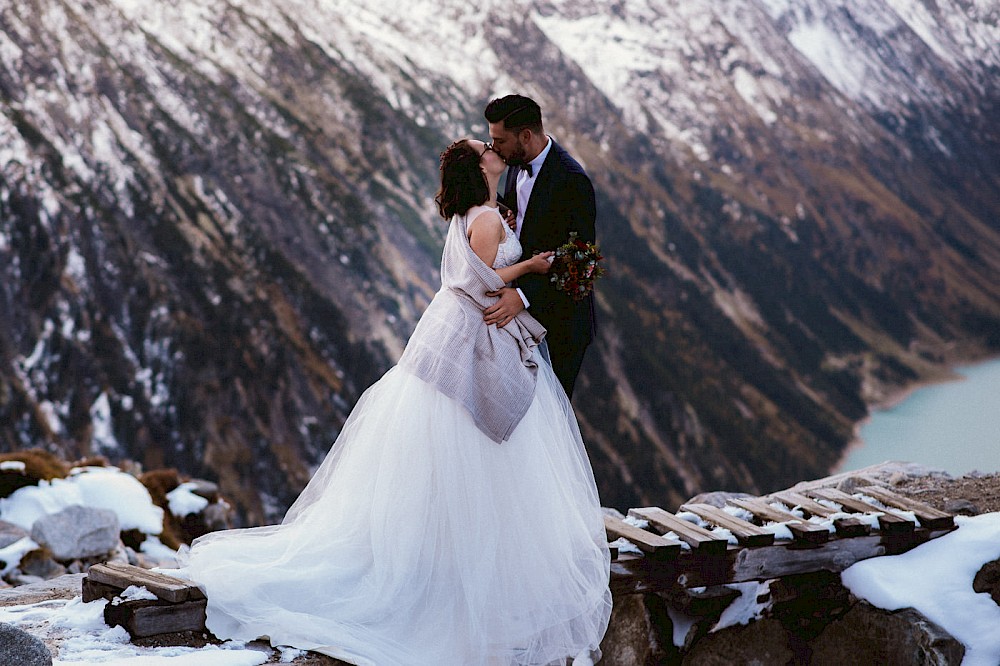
[181, 94, 611, 665]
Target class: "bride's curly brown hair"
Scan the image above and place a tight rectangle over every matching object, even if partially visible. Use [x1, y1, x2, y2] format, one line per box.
[435, 139, 490, 220]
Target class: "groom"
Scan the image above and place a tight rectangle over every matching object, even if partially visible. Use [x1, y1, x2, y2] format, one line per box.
[482, 94, 597, 398]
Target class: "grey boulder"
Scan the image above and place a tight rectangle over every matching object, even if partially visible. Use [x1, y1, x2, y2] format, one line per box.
[0, 521, 29, 549]
[0, 622, 52, 666]
[30, 506, 120, 561]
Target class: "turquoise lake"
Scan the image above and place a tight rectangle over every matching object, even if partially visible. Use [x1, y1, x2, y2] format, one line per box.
[836, 357, 1000, 475]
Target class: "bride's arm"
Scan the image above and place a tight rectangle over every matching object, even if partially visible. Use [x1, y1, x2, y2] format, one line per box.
[497, 252, 553, 284]
[469, 212, 553, 284]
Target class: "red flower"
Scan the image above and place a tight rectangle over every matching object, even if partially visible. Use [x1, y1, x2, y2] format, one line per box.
[549, 233, 606, 301]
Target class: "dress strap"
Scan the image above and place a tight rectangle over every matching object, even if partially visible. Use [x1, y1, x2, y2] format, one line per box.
[467, 204, 504, 225]
[465, 206, 505, 239]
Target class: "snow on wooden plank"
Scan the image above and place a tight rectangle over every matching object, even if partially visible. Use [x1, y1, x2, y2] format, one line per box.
[857, 486, 955, 529]
[604, 515, 683, 559]
[679, 503, 775, 546]
[769, 491, 871, 537]
[808, 488, 915, 534]
[727, 497, 830, 544]
[629, 507, 729, 555]
[87, 562, 204, 603]
[610, 527, 956, 593]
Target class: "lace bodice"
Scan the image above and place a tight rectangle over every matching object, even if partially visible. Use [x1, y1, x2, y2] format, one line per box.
[493, 217, 522, 270]
[466, 205, 522, 270]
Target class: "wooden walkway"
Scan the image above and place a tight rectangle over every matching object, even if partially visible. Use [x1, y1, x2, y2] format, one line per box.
[606, 482, 956, 595]
[82, 473, 959, 639]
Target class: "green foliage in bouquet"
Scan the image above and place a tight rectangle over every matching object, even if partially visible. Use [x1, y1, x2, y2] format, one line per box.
[549, 232, 606, 301]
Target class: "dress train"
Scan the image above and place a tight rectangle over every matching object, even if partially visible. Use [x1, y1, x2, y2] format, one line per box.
[183, 352, 611, 665]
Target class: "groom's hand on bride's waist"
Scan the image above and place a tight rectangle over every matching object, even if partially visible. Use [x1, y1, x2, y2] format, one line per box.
[484, 287, 525, 328]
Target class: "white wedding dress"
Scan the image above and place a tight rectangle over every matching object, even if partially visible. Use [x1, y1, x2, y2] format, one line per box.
[182, 207, 612, 665]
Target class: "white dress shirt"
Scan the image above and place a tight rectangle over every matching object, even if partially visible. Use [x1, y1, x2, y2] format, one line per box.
[512, 137, 552, 310]
[514, 137, 553, 238]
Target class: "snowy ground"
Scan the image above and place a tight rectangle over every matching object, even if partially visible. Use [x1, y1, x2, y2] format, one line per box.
[0, 465, 318, 664]
[2, 465, 999, 663]
[0, 513, 995, 663]
[843, 512, 1000, 666]
[0, 593, 284, 665]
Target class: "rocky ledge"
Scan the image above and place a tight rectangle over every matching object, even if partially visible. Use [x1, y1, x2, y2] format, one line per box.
[0, 458, 998, 664]
[603, 462, 1000, 664]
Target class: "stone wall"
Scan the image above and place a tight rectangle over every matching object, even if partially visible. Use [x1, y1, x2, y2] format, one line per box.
[599, 570, 970, 665]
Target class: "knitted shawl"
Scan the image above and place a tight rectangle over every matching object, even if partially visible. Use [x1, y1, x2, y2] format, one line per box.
[398, 211, 546, 443]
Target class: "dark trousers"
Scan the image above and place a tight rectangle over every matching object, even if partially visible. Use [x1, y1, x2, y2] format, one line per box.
[547, 339, 588, 399]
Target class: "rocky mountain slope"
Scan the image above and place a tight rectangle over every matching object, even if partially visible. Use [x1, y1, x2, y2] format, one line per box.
[1, 0, 998, 521]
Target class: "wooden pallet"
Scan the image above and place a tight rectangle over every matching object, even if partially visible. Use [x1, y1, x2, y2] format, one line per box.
[608, 484, 957, 595]
[83, 562, 207, 638]
[82, 484, 959, 637]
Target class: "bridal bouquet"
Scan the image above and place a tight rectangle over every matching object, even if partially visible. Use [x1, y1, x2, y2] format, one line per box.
[548, 232, 606, 301]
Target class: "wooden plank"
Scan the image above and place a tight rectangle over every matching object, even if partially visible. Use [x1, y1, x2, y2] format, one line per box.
[770, 491, 841, 518]
[82, 578, 122, 603]
[733, 527, 953, 583]
[104, 598, 207, 638]
[857, 486, 955, 529]
[610, 527, 955, 594]
[604, 515, 683, 559]
[87, 562, 204, 603]
[629, 507, 729, 555]
[808, 488, 915, 534]
[88, 562, 204, 602]
[680, 503, 775, 546]
[660, 584, 742, 617]
[727, 498, 830, 544]
[770, 491, 871, 537]
[730, 535, 888, 582]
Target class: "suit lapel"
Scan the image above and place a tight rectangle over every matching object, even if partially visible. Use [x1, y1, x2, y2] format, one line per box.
[520, 144, 559, 248]
[502, 165, 519, 210]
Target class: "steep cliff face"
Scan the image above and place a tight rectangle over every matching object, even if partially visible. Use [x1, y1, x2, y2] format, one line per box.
[0, 0, 446, 521]
[2, 0, 998, 521]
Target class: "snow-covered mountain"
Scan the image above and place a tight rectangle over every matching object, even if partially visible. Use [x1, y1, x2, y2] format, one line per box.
[2, 0, 998, 520]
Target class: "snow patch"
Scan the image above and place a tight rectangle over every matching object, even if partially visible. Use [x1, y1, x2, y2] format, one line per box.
[279, 647, 306, 662]
[713, 580, 772, 631]
[761, 522, 795, 541]
[732, 67, 778, 125]
[89, 392, 120, 454]
[21, 320, 54, 371]
[112, 585, 159, 604]
[139, 536, 182, 568]
[666, 604, 698, 647]
[787, 22, 867, 99]
[843, 513, 1000, 666]
[0, 467, 164, 534]
[0, 596, 268, 665]
[609, 537, 642, 556]
[0, 537, 40, 576]
[622, 514, 649, 529]
[166, 483, 210, 518]
[39, 400, 65, 435]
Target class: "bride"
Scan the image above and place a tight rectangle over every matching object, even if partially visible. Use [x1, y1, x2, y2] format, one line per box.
[181, 138, 612, 665]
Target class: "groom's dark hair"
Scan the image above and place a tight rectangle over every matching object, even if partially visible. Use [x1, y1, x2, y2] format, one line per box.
[485, 95, 543, 133]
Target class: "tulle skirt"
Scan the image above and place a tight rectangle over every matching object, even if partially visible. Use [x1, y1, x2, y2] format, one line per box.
[183, 354, 612, 666]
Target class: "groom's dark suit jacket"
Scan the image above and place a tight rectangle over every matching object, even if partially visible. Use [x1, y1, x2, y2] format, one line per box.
[500, 139, 597, 394]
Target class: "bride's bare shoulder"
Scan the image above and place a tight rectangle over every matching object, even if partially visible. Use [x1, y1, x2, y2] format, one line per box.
[467, 209, 505, 243]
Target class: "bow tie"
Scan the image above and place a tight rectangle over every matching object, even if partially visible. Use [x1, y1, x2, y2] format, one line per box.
[522, 164, 533, 178]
